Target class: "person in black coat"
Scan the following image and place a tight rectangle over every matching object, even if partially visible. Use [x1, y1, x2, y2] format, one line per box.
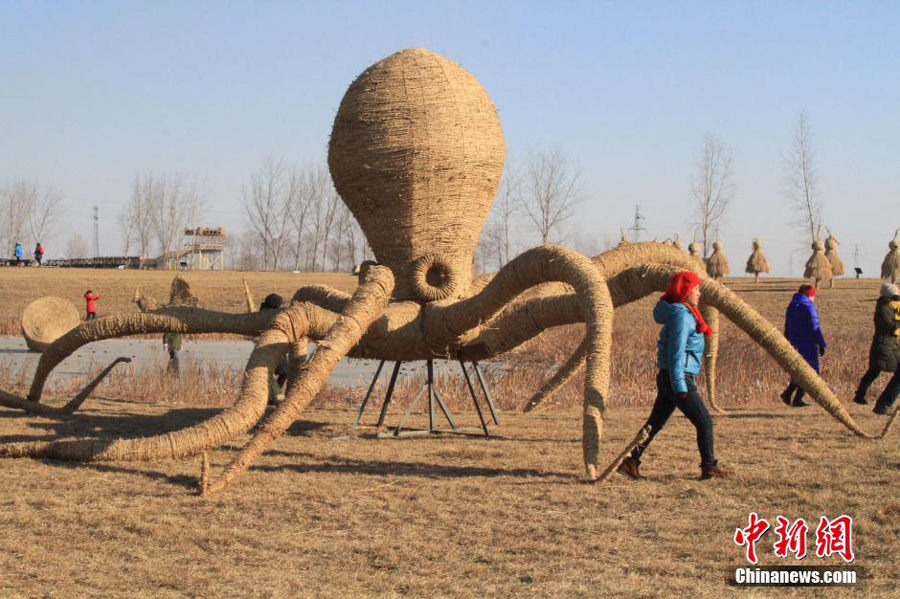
[853, 283, 900, 414]
[259, 294, 290, 405]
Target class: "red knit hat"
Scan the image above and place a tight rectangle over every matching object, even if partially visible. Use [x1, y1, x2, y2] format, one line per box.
[661, 271, 713, 337]
[662, 271, 702, 303]
[799, 284, 816, 299]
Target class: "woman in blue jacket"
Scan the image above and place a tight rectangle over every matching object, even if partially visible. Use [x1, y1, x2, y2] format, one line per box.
[618, 271, 730, 480]
[780, 284, 827, 407]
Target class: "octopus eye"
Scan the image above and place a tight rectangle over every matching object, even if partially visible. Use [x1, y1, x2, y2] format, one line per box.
[412, 253, 458, 301]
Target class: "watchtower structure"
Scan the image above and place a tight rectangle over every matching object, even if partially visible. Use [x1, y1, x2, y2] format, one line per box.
[180, 226, 225, 270]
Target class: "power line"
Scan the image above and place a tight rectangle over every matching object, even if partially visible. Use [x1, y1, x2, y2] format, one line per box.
[91, 204, 100, 258]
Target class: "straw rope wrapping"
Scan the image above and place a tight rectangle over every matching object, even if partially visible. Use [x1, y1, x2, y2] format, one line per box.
[21, 296, 81, 352]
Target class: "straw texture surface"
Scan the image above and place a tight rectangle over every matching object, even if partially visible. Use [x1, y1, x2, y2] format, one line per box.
[21, 296, 80, 352]
[804, 240, 833, 284]
[328, 47, 505, 301]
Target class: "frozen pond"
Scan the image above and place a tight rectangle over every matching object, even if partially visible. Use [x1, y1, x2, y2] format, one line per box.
[0, 336, 496, 389]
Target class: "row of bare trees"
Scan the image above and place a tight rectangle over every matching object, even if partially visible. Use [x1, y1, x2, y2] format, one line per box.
[0, 180, 63, 257]
[692, 111, 825, 259]
[239, 156, 366, 272]
[118, 173, 203, 261]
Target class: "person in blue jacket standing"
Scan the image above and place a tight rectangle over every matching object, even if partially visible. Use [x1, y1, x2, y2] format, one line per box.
[14, 242, 23, 266]
[618, 270, 730, 481]
[781, 284, 827, 407]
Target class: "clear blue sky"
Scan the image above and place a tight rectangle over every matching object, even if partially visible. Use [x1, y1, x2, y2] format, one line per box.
[2, 1, 898, 275]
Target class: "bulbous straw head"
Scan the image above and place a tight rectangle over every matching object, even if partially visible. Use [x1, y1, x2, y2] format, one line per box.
[328, 47, 506, 301]
[812, 240, 825, 252]
[713, 240, 724, 251]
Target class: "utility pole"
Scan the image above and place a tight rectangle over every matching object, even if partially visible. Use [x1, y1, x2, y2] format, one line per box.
[91, 203, 100, 258]
[628, 205, 646, 242]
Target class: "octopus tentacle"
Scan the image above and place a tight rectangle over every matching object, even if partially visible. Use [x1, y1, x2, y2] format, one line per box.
[0, 357, 131, 417]
[428, 245, 614, 480]
[0, 313, 305, 461]
[27, 308, 275, 403]
[202, 265, 395, 494]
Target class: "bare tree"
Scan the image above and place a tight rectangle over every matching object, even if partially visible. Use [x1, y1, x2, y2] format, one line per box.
[242, 156, 292, 271]
[520, 149, 581, 245]
[691, 134, 734, 258]
[287, 165, 323, 270]
[120, 174, 160, 258]
[26, 184, 62, 246]
[490, 165, 520, 266]
[1, 180, 62, 255]
[65, 233, 89, 259]
[784, 111, 823, 243]
[152, 174, 202, 266]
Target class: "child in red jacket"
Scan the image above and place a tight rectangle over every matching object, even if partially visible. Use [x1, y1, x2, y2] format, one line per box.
[84, 290, 100, 320]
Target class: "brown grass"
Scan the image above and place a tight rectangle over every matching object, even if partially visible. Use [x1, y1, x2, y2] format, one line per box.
[1, 404, 897, 597]
[0, 268, 357, 335]
[1, 273, 897, 596]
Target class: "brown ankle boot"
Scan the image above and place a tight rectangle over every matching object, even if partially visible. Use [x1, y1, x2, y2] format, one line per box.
[617, 456, 643, 480]
[700, 461, 731, 480]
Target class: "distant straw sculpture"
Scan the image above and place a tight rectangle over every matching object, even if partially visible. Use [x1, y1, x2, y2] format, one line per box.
[688, 238, 705, 270]
[618, 229, 629, 247]
[133, 276, 199, 312]
[1, 47, 894, 495]
[21, 296, 80, 352]
[804, 239, 833, 289]
[824, 228, 844, 288]
[706, 239, 730, 280]
[882, 229, 899, 284]
[671, 233, 683, 251]
[745, 238, 770, 284]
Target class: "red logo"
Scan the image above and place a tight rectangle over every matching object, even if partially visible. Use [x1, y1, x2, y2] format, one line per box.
[735, 514, 854, 564]
[734, 512, 771, 564]
[815, 515, 855, 563]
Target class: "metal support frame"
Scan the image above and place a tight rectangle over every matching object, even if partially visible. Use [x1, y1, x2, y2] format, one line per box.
[351, 358, 499, 437]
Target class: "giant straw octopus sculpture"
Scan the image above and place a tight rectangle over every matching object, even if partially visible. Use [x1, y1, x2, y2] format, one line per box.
[0, 48, 895, 494]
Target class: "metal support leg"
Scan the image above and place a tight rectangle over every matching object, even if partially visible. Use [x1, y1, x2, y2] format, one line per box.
[459, 360, 489, 436]
[427, 360, 435, 431]
[352, 360, 385, 429]
[473, 360, 500, 425]
[376, 361, 402, 428]
[395, 384, 428, 435]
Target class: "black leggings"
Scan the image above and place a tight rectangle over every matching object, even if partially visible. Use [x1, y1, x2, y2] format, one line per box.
[632, 369, 716, 467]
[857, 364, 900, 409]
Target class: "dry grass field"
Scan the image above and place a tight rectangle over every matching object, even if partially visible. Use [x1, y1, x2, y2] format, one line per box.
[0, 268, 357, 335]
[1, 270, 898, 597]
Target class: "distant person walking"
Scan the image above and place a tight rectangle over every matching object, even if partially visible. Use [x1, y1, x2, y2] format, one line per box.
[14, 242, 23, 266]
[618, 271, 730, 481]
[853, 283, 900, 415]
[259, 293, 289, 404]
[163, 332, 183, 375]
[83, 290, 101, 320]
[781, 284, 827, 408]
[33, 243, 44, 266]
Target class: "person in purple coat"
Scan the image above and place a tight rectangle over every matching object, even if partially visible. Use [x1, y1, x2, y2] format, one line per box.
[780, 284, 827, 407]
